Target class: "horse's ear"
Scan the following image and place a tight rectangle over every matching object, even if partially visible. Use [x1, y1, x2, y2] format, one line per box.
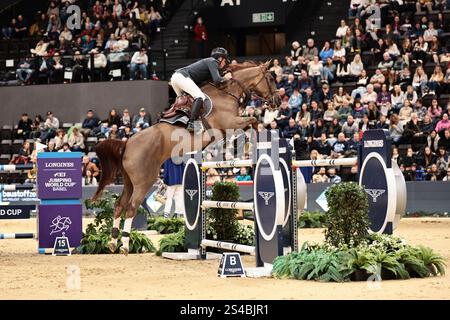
[263, 60, 271, 70]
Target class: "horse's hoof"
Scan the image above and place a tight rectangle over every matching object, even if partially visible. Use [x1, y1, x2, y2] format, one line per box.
[119, 247, 129, 256]
[108, 242, 117, 253]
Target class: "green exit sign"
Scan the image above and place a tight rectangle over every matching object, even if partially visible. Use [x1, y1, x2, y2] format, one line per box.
[252, 12, 274, 23]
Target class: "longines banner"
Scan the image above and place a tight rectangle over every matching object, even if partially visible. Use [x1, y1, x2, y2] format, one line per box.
[200, 0, 294, 28]
[37, 152, 83, 251]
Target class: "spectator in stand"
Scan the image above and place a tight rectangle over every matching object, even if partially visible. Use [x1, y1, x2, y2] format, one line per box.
[194, 16, 207, 58]
[119, 108, 131, 128]
[412, 66, 428, 96]
[270, 59, 283, 78]
[67, 127, 85, 151]
[333, 86, 352, 110]
[399, 99, 413, 126]
[328, 167, 342, 183]
[296, 103, 311, 124]
[369, 69, 386, 91]
[132, 107, 151, 133]
[58, 142, 72, 152]
[404, 85, 418, 106]
[331, 132, 348, 156]
[2, 18, 16, 39]
[317, 83, 334, 105]
[350, 69, 369, 99]
[288, 88, 302, 118]
[281, 74, 298, 97]
[336, 56, 351, 83]
[82, 155, 100, 179]
[15, 15, 28, 39]
[54, 129, 67, 150]
[236, 167, 251, 182]
[428, 99, 443, 122]
[312, 167, 329, 183]
[298, 70, 314, 92]
[106, 124, 121, 140]
[377, 84, 392, 116]
[336, 20, 349, 39]
[313, 133, 331, 156]
[38, 111, 59, 143]
[435, 113, 450, 134]
[311, 118, 327, 139]
[50, 52, 64, 83]
[303, 38, 318, 62]
[443, 168, 450, 181]
[321, 57, 336, 84]
[428, 65, 444, 96]
[425, 163, 441, 181]
[439, 129, 450, 151]
[404, 113, 425, 146]
[80, 110, 100, 137]
[436, 147, 449, 175]
[290, 41, 302, 61]
[342, 115, 358, 138]
[422, 114, 435, 136]
[16, 57, 34, 85]
[130, 48, 148, 80]
[82, 170, 98, 186]
[378, 52, 394, 73]
[282, 57, 295, 75]
[376, 114, 389, 130]
[307, 56, 323, 87]
[349, 0, 366, 17]
[319, 42, 333, 62]
[390, 112, 405, 145]
[72, 51, 89, 83]
[282, 118, 300, 139]
[17, 113, 33, 139]
[427, 130, 441, 153]
[275, 101, 292, 131]
[349, 54, 363, 79]
[416, 0, 434, 13]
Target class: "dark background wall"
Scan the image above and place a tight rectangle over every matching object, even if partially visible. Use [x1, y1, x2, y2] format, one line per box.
[0, 80, 169, 126]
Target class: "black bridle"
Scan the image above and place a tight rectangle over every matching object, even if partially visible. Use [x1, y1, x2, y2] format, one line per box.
[211, 66, 277, 106]
[250, 67, 278, 105]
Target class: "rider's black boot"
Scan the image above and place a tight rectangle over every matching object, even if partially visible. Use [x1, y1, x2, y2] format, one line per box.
[187, 97, 203, 133]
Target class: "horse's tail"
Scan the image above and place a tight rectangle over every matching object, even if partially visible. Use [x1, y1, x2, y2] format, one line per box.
[93, 139, 127, 201]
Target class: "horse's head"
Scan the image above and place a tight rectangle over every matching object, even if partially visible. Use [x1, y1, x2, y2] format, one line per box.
[231, 61, 281, 105]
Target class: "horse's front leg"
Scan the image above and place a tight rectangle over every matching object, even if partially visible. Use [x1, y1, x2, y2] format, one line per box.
[231, 116, 258, 131]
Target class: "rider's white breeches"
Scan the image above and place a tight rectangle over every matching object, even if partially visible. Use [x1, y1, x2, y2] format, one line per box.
[170, 72, 206, 100]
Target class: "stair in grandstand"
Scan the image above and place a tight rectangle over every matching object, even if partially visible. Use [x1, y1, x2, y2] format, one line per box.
[151, 0, 195, 79]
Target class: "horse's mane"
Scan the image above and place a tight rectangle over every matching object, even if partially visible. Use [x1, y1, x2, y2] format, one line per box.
[227, 61, 262, 72]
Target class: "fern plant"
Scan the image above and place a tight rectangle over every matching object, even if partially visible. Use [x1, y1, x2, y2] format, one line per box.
[148, 217, 185, 234]
[156, 228, 186, 256]
[76, 191, 155, 254]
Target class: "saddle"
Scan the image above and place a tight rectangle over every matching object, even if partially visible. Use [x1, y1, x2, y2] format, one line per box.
[162, 95, 199, 119]
[159, 94, 213, 128]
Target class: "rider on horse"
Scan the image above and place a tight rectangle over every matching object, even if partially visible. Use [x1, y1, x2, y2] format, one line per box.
[170, 47, 233, 132]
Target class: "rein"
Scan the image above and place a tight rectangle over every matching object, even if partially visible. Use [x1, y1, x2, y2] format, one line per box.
[208, 78, 250, 107]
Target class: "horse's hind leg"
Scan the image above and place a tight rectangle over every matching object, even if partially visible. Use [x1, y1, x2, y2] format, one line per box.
[109, 173, 132, 253]
[119, 180, 155, 255]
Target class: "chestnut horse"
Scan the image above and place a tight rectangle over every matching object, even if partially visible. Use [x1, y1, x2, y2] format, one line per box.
[93, 61, 278, 254]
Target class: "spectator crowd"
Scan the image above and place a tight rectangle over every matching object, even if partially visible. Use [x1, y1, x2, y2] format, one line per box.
[1, 0, 182, 84]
